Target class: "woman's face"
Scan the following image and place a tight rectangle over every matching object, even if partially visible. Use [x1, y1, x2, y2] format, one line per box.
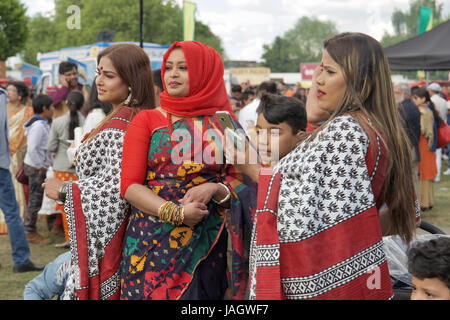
[95, 56, 129, 107]
[164, 48, 189, 98]
[315, 49, 347, 114]
[6, 85, 20, 103]
[412, 95, 426, 106]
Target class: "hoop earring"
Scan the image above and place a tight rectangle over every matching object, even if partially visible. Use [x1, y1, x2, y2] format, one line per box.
[124, 87, 132, 105]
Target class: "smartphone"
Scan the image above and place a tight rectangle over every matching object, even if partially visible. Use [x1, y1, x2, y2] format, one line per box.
[215, 111, 244, 149]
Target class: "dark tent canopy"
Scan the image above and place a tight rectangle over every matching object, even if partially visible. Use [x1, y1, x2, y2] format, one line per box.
[384, 20, 450, 71]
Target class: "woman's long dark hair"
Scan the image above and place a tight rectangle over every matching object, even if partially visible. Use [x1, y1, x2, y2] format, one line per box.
[67, 91, 84, 140]
[412, 87, 442, 124]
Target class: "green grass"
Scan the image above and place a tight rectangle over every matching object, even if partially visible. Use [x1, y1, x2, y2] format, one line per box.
[1, 162, 449, 300]
[0, 217, 67, 300]
[421, 161, 450, 234]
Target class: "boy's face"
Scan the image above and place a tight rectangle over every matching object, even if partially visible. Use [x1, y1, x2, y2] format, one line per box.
[42, 104, 55, 119]
[410, 276, 450, 300]
[255, 113, 303, 163]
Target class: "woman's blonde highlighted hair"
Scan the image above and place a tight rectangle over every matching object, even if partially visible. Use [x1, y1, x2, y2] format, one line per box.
[307, 32, 417, 243]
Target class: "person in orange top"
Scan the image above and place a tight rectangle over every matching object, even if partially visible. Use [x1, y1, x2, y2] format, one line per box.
[411, 87, 440, 211]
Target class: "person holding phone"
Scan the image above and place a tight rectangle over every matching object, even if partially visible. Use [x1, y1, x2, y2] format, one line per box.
[248, 33, 420, 300]
[119, 41, 256, 300]
[48, 61, 89, 119]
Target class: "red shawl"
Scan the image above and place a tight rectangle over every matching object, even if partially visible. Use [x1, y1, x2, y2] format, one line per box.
[159, 41, 234, 118]
[249, 115, 402, 300]
[63, 107, 135, 300]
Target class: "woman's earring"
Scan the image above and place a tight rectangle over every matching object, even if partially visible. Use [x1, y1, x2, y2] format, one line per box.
[124, 87, 132, 105]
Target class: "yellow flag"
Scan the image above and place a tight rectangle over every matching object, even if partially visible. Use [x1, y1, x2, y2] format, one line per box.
[183, 1, 197, 41]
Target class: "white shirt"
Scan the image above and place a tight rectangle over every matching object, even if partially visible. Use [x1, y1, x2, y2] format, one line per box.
[82, 108, 106, 137]
[66, 109, 106, 164]
[431, 94, 447, 123]
[24, 118, 53, 169]
[238, 98, 260, 134]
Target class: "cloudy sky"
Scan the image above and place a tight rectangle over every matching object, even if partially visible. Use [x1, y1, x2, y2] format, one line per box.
[20, 0, 450, 61]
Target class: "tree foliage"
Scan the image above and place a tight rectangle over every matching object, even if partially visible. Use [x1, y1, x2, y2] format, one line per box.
[0, 0, 28, 61]
[23, 0, 224, 65]
[261, 17, 338, 72]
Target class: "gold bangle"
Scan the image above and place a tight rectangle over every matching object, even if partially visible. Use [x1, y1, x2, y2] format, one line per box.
[178, 205, 184, 226]
[158, 201, 184, 226]
[158, 201, 170, 220]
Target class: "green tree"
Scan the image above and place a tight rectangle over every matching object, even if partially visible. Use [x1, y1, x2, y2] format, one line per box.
[23, 0, 224, 65]
[22, 14, 59, 65]
[261, 17, 338, 72]
[0, 0, 28, 77]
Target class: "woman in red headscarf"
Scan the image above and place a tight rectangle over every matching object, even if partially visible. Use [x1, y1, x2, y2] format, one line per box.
[119, 41, 256, 300]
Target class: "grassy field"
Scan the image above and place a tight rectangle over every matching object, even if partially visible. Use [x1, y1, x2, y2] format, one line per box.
[0, 216, 67, 300]
[0, 162, 449, 300]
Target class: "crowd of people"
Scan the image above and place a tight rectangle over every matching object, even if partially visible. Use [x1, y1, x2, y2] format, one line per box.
[0, 32, 449, 301]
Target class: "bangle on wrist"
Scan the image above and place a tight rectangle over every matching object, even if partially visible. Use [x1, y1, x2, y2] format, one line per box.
[158, 201, 184, 226]
[58, 183, 69, 204]
[212, 183, 231, 205]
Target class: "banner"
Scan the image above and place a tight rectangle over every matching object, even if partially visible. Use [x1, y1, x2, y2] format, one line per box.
[21, 62, 42, 85]
[417, 7, 433, 80]
[418, 6, 433, 34]
[300, 63, 320, 81]
[183, 1, 197, 41]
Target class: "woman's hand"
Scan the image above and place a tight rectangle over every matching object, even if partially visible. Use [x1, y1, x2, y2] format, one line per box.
[182, 201, 209, 227]
[180, 183, 219, 205]
[42, 177, 65, 200]
[224, 131, 261, 182]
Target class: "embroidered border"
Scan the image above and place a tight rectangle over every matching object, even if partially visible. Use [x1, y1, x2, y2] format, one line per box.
[100, 271, 121, 299]
[280, 241, 387, 299]
[255, 244, 280, 267]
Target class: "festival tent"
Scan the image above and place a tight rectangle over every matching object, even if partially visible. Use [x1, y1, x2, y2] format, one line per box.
[384, 19, 450, 71]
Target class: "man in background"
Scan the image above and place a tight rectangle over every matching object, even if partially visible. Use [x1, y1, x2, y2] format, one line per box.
[394, 83, 421, 200]
[238, 81, 278, 135]
[48, 61, 89, 119]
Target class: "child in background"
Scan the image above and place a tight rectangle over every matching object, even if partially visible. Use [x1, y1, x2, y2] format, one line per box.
[255, 94, 307, 165]
[47, 91, 85, 248]
[23, 94, 54, 244]
[228, 94, 307, 182]
[407, 237, 450, 300]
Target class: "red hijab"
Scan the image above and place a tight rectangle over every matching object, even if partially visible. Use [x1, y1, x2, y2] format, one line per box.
[159, 41, 234, 118]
